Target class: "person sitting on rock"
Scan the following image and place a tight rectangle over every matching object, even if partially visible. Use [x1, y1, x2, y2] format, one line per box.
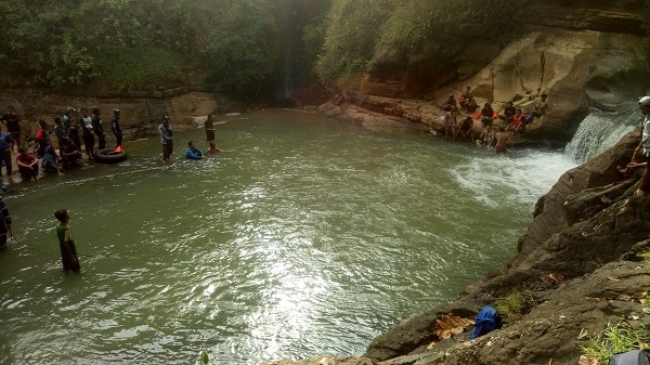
[41, 144, 61, 173]
[480, 103, 495, 127]
[455, 116, 474, 141]
[522, 93, 549, 127]
[458, 87, 471, 110]
[476, 126, 494, 147]
[499, 101, 516, 126]
[509, 108, 525, 132]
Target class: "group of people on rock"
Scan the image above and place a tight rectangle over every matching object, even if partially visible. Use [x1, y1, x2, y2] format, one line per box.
[438, 87, 549, 154]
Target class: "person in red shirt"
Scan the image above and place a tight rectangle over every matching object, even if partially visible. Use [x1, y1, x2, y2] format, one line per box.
[16, 147, 39, 181]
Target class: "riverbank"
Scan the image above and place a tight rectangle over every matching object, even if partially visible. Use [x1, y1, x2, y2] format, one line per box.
[263, 130, 650, 365]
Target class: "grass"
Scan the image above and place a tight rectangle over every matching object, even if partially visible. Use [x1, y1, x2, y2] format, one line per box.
[495, 288, 536, 320]
[581, 322, 649, 365]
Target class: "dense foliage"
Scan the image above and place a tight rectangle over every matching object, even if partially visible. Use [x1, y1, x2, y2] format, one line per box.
[0, 0, 330, 98]
[0, 0, 523, 97]
[315, 0, 523, 81]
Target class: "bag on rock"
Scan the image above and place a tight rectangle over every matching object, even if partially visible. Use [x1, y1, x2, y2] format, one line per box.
[468, 306, 502, 339]
[609, 349, 650, 365]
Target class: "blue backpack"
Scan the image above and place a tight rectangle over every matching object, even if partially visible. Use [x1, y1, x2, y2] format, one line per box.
[469, 306, 503, 339]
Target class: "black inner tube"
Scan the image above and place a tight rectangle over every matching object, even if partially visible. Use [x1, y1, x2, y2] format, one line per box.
[94, 148, 128, 163]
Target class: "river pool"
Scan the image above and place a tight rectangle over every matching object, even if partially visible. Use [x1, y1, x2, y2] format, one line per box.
[0, 110, 575, 365]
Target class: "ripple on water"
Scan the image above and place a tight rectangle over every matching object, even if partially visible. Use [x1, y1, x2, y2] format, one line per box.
[0, 112, 577, 364]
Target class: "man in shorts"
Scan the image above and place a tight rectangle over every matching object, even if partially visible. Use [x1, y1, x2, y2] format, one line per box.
[158, 116, 174, 163]
[494, 126, 509, 154]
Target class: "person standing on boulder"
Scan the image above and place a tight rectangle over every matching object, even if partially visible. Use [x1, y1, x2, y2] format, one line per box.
[634, 96, 650, 197]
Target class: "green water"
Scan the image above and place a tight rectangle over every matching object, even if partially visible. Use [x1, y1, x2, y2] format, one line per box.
[0, 110, 575, 365]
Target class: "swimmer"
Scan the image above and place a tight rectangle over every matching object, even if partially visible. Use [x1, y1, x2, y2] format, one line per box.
[206, 142, 224, 155]
[186, 141, 206, 160]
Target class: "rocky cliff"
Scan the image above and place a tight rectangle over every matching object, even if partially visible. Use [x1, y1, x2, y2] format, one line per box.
[264, 131, 650, 365]
[320, 1, 650, 144]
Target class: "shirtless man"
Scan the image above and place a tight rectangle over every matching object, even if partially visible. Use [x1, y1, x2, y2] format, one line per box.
[494, 126, 509, 154]
[444, 105, 457, 141]
[523, 93, 549, 126]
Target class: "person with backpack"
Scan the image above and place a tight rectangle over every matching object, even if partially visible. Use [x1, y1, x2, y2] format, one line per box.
[0, 127, 12, 178]
[91, 107, 106, 150]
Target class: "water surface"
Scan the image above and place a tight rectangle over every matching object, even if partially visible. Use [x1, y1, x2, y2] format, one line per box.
[0, 110, 575, 365]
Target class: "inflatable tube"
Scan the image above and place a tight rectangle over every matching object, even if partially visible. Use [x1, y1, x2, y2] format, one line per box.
[94, 148, 128, 164]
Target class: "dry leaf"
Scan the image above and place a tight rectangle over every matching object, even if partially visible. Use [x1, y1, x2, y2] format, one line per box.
[577, 355, 599, 365]
[540, 273, 566, 285]
[577, 328, 589, 340]
[433, 314, 475, 339]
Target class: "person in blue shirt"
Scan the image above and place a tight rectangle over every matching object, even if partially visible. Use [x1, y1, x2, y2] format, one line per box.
[186, 141, 206, 160]
[0, 128, 12, 178]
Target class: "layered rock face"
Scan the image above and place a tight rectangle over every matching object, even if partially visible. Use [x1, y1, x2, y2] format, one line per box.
[322, 2, 650, 144]
[0, 91, 244, 140]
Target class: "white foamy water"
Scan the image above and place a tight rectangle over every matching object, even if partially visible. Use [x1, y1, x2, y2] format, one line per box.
[566, 107, 641, 163]
[450, 150, 577, 207]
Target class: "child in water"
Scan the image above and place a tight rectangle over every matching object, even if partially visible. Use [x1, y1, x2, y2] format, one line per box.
[54, 209, 81, 273]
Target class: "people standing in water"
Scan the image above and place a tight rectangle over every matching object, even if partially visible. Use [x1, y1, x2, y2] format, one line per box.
[0, 127, 13, 179]
[204, 114, 216, 142]
[0, 196, 11, 249]
[444, 105, 457, 141]
[91, 107, 106, 150]
[16, 147, 39, 181]
[633, 96, 650, 197]
[111, 109, 123, 147]
[1, 106, 21, 153]
[494, 126, 509, 154]
[79, 108, 95, 159]
[158, 116, 174, 163]
[186, 141, 207, 160]
[54, 209, 80, 273]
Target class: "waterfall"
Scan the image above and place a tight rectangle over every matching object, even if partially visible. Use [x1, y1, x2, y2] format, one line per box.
[565, 106, 641, 163]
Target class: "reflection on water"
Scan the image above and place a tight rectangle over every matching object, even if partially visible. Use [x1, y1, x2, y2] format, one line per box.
[0, 110, 576, 365]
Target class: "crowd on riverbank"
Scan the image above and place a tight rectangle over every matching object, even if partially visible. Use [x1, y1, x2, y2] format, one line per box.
[0, 106, 224, 185]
